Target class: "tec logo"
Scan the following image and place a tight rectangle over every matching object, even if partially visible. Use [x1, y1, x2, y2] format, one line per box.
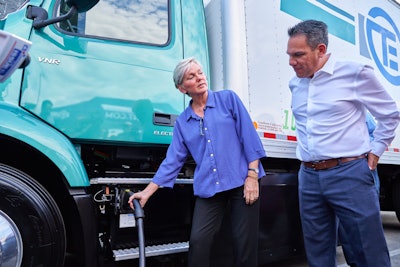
[363, 7, 400, 85]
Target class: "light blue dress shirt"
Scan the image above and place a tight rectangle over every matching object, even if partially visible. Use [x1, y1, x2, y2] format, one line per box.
[152, 90, 266, 198]
[289, 54, 400, 162]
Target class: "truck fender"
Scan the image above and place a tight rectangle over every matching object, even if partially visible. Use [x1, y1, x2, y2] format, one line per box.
[0, 102, 89, 186]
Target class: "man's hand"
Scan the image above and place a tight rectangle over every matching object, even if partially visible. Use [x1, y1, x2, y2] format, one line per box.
[368, 152, 379, 171]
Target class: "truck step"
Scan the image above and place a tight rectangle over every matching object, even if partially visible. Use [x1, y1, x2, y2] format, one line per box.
[113, 241, 189, 261]
[90, 177, 193, 185]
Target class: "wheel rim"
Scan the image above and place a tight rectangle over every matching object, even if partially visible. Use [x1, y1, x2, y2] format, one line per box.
[0, 210, 23, 267]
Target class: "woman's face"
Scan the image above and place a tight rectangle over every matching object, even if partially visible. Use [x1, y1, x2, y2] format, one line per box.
[178, 62, 208, 96]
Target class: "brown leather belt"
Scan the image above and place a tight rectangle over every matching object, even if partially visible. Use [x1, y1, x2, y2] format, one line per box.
[302, 155, 367, 171]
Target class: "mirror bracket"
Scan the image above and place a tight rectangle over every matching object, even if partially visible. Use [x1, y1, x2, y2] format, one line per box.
[28, 5, 77, 30]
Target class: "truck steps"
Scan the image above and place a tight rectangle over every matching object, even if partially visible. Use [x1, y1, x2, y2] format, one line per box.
[113, 241, 189, 261]
[90, 177, 194, 185]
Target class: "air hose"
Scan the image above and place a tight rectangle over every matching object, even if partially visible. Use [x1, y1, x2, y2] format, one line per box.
[132, 198, 145, 267]
[121, 190, 146, 267]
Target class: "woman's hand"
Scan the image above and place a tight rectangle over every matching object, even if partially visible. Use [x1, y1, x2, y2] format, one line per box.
[128, 191, 149, 209]
[128, 182, 159, 209]
[243, 176, 259, 205]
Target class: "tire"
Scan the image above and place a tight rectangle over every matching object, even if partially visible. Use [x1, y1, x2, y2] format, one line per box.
[0, 163, 66, 267]
[393, 179, 400, 223]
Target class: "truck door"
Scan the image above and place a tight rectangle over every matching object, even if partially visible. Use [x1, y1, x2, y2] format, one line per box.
[21, 0, 186, 144]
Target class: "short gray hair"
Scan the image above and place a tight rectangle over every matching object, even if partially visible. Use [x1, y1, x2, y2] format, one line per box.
[288, 20, 328, 50]
[173, 57, 202, 88]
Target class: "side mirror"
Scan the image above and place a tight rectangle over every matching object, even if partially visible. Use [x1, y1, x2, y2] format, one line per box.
[29, 0, 99, 29]
[66, 0, 99, 13]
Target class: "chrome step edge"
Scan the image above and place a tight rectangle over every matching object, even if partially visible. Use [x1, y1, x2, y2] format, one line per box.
[113, 241, 189, 261]
[90, 177, 194, 185]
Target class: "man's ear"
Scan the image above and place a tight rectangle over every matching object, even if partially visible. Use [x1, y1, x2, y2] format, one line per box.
[317, 43, 327, 56]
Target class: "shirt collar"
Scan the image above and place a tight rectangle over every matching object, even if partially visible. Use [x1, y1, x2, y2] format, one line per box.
[316, 53, 335, 76]
[184, 90, 216, 121]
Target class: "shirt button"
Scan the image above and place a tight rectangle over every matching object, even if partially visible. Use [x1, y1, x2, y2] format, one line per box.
[216, 181, 219, 185]
[213, 168, 216, 172]
[208, 140, 211, 143]
[210, 154, 214, 157]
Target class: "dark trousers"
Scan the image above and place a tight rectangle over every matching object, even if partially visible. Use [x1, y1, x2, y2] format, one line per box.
[337, 168, 381, 266]
[299, 158, 390, 267]
[188, 185, 259, 267]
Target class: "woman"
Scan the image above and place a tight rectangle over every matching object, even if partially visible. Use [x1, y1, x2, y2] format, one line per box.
[129, 57, 266, 267]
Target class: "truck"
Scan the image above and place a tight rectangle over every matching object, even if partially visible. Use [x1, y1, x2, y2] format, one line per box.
[0, 0, 399, 266]
[206, 0, 400, 221]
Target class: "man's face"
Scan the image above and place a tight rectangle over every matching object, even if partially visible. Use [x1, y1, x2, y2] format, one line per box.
[286, 34, 324, 78]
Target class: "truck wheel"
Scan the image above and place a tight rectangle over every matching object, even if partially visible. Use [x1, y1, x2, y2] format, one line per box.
[0, 163, 66, 267]
[394, 179, 400, 222]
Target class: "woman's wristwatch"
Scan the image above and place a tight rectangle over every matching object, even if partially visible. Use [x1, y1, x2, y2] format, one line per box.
[247, 168, 259, 179]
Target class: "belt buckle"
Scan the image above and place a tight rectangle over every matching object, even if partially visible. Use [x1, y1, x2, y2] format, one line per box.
[312, 160, 327, 170]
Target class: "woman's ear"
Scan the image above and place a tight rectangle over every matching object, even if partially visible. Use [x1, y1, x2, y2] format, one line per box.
[177, 85, 187, 94]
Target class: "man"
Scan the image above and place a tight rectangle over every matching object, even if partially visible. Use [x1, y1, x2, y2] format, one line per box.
[286, 19, 399, 267]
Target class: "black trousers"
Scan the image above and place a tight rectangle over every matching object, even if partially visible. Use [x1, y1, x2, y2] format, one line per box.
[188, 185, 260, 267]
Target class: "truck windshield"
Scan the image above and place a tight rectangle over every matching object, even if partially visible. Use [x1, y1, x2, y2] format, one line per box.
[57, 0, 169, 45]
[0, 0, 29, 19]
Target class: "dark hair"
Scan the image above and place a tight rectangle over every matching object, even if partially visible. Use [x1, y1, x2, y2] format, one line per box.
[287, 20, 328, 50]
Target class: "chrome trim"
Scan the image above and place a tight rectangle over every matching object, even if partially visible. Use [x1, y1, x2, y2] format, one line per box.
[90, 177, 194, 185]
[0, 210, 23, 267]
[113, 241, 189, 261]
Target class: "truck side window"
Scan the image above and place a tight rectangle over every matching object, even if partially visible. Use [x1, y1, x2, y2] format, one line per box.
[0, 0, 28, 19]
[57, 0, 169, 45]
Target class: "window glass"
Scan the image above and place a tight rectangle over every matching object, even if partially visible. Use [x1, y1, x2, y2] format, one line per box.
[58, 0, 169, 45]
[0, 0, 29, 19]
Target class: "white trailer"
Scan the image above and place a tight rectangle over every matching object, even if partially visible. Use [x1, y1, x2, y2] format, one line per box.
[205, 0, 400, 221]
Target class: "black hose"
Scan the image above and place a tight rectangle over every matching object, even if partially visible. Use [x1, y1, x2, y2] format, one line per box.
[132, 198, 146, 267]
[18, 54, 30, 68]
